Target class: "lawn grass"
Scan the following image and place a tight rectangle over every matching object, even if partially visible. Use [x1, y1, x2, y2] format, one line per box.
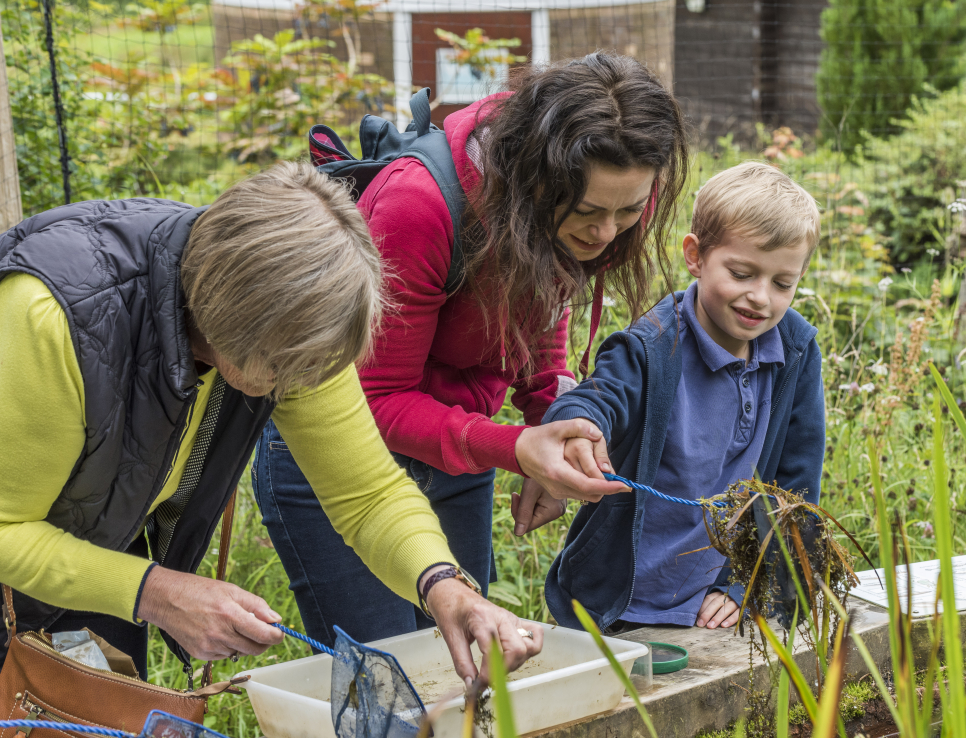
[71, 21, 215, 68]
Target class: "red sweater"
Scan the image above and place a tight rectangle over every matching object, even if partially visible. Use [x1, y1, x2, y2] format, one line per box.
[357, 98, 575, 477]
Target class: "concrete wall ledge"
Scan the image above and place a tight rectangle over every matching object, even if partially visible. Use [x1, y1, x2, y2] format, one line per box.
[528, 601, 966, 738]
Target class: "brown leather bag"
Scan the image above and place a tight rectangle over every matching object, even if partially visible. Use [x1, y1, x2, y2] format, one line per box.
[0, 493, 246, 738]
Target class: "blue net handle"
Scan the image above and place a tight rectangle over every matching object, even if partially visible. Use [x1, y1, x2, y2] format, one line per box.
[0, 722, 134, 738]
[602, 473, 728, 508]
[273, 622, 346, 662]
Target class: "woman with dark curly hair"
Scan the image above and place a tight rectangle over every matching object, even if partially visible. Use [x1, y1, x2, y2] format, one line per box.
[254, 52, 689, 648]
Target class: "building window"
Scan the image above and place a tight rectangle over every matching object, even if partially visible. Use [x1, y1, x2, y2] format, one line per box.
[434, 47, 508, 104]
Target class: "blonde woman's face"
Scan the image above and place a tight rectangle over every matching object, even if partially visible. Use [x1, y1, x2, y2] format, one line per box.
[212, 350, 277, 397]
[555, 163, 656, 262]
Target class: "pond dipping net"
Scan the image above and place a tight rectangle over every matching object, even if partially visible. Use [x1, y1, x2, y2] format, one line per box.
[330, 626, 425, 738]
[273, 623, 427, 738]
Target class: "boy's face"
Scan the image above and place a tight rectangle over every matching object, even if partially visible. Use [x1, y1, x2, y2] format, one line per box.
[683, 230, 809, 360]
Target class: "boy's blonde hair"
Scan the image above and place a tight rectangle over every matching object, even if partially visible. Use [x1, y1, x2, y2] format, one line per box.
[181, 160, 383, 399]
[691, 161, 820, 267]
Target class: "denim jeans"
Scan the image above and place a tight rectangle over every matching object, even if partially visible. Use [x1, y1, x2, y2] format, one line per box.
[252, 419, 497, 649]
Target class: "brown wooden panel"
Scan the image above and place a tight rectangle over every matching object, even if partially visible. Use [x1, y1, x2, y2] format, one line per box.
[411, 11, 532, 127]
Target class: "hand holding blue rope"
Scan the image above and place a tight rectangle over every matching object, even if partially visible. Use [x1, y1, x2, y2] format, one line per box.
[602, 472, 729, 508]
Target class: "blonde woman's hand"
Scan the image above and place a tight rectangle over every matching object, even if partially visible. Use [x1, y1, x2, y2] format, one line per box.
[511, 478, 566, 535]
[137, 566, 285, 660]
[515, 420, 626, 503]
[423, 574, 543, 688]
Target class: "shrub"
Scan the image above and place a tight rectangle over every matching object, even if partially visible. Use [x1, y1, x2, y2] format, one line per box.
[816, 0, 966, 154]
[861, 82, 966, 263]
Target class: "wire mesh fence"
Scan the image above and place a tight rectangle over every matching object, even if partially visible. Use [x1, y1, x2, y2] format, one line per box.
[4, 7, 966, 730]
[1, 0, 966, 271]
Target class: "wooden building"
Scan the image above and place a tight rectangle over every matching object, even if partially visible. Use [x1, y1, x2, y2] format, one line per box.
[210, 0, 826, 140]
[674, 0, 828, 144]
[210, 0, 674, 127]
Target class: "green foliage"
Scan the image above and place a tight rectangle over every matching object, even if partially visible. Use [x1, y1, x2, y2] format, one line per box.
[788, 704, 809, 725]
[816, 0, 966, 153]
[122, 0, 205, 34]
[487, 637, 518, 738]
[2, 0, 98, 212]
[839, 680, 877, 721]
[220, 28, 392, 163]
[433, 27, 527, 77]
[860, 82, 966, 263]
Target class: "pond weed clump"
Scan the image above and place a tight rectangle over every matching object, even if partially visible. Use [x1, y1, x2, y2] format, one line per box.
[702, 478, 867, 738]
[704, 478, 861, 635]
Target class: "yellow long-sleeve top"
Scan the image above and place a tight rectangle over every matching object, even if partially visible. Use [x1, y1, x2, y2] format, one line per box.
[0, 273, 455, 622]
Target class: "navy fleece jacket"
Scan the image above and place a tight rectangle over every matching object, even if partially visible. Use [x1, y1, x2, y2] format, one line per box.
[542, 290, 825, 630]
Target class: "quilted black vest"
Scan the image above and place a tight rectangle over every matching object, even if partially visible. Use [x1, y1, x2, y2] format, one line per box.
[0, 199, 274, 651]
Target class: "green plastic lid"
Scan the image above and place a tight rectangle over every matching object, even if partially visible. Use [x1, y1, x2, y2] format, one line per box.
[645, 642, 689, 674]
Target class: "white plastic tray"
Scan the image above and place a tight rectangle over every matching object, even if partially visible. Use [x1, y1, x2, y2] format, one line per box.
[236, 620, 649, 737]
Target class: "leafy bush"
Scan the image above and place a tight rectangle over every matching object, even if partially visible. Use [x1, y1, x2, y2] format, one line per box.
[816, 0, 966, 153]
[860, 82, 966, 263]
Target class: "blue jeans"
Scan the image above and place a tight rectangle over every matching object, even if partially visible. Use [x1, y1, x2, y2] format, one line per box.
[252, 419, 496, 649]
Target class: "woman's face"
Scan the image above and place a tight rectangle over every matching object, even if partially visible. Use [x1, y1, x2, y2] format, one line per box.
[214, 353, 277, 397]
[555, 163, 657, 262]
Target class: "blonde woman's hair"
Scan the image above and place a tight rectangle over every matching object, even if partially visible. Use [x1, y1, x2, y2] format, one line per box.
[181, 160, 383, 400]
[691, 161, 820, 267]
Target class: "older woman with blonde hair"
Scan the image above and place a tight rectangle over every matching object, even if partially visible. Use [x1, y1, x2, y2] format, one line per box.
[0, 161, 539, 686]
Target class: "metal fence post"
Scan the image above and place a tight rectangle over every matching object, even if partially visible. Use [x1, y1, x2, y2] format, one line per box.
[0, 17, 23, 231]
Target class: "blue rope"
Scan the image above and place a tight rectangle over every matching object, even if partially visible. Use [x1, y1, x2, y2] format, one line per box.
[272, 622, 344, 661]
[0, 722, 134, 738]
[602, 473, 729, 508]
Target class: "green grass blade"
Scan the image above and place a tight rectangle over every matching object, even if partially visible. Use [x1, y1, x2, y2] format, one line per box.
[776, 605, 799, 738]
[930, 362, 966, 438]
[930, 388, 966, 738]
[818, 581, 903, 728]
[572, 600, 659, 738]
[489, 638, 519, 738]
[760, 495, 822, 670]
[812, 620, 848, 738]
[755, 613, 818, 723]
[868, 438, 903, 682]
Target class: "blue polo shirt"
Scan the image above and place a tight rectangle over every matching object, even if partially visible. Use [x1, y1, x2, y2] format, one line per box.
[623, 281, 785, 626]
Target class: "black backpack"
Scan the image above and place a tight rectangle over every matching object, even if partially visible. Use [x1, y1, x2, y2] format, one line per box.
[309, 87, 466, 295]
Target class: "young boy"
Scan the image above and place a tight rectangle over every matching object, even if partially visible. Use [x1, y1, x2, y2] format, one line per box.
[543, 161, 824, 632]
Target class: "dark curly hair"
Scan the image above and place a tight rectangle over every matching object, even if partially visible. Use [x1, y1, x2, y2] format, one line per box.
[464, 52, 689, 377]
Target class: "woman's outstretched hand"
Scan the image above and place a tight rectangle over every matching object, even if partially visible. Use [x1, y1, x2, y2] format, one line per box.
[422, 572, 543, 688]
[137, 566, 285, 660]
[515, 419, 627, 503]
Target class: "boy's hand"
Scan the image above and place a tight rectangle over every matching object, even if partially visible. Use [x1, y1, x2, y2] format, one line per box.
[511, 478, 567, 535]
[515, 420, 626, 503]
[695, 591, 741, 629]
[563, 435, 614, 478]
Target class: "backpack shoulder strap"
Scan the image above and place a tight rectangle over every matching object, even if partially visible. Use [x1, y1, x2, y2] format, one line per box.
[403, 89, 466, 296]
